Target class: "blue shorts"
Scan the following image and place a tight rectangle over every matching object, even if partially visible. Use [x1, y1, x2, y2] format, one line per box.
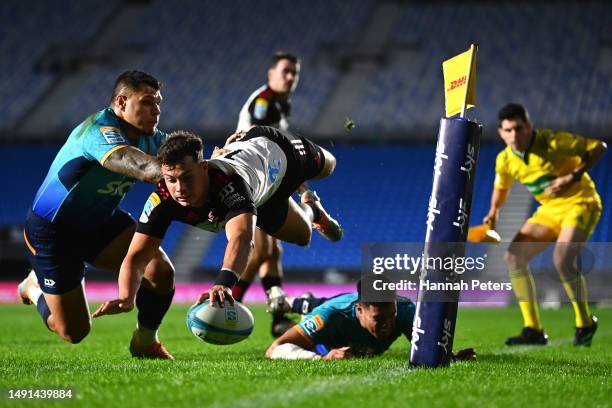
[23, 209, 136, 295]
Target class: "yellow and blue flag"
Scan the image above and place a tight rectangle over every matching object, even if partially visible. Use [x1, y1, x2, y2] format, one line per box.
[442, 44, 477, 117]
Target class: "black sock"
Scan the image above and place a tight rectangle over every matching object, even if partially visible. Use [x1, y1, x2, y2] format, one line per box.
[305, 202, 322, 222]
[292, 297, 328, 314]
[232, 279, 252, 302]
[261, 276, 282, 293]
[36, 295, 51, 330]
[136, 285, 174, 330]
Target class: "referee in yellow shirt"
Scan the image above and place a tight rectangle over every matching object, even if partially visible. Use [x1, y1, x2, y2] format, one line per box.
[484, 103, 606, 346]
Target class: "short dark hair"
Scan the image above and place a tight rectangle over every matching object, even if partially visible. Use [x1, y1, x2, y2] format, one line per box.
[270, 51, 300, 68]
[111, 70, 162, 104]
[158, 131, 204, 166]
[498, 103, 530, 127]
[357, 275, 396, 306]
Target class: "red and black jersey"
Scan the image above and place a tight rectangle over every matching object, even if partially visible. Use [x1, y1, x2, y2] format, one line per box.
[136, 169, 256, 239]
[236, 85, 291, 132]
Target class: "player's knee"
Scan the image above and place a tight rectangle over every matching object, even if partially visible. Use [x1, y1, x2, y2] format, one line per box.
[56, 321, 91, 344]
[295, 228, 312, 247]
[147, 253, 176, 292]
[257, 240, 274, 260]
[503, 249, 525, 270]
[552, 247, 575, 274]
[321, 151, 336, 178]
[271, 240, 283, 261]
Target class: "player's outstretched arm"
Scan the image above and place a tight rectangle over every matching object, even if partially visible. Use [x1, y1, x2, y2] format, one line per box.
[195, 213, 256, 307]
[266, 326, 318, 359]
[266, 326, 352, 360]
[102, 146, 162, 183]
[92, 232, 161, 317]
[483, 188, 509, 229]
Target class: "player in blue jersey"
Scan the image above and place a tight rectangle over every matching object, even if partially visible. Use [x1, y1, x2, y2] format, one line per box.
[265, 278, 414, 359]
[265, 277, 475, 361]
[18, 70, 176, 359]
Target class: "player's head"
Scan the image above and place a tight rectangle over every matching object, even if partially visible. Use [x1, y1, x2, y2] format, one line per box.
[268, 51, 300, 95]
[111, 70, 163, 135]
[158, 131, 208, 207]
[356, 275, 397, 340]
[497, 103, 533, 152]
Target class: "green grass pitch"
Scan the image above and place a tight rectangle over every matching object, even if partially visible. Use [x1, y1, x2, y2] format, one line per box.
[1, 304, 610, 407]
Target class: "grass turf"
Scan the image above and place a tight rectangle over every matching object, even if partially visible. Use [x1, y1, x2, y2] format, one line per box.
[0, 304, 610, 408]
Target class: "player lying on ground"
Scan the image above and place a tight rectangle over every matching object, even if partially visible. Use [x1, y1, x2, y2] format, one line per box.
[18, 70, 177, 359]
[484, 103, 606, 346]
[93, 126, 342, 319]
[234, 51, 310, 337]
[265, 277, 476, 360]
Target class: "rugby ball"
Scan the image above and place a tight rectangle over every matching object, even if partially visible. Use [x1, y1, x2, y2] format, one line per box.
[186, 300, 254, 345]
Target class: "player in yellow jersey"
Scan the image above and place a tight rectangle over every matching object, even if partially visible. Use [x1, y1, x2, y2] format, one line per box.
[484, 103, 606, 346]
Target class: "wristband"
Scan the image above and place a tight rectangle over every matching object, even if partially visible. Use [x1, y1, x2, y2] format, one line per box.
[571, 171, 583, 182]
[214, 268, 239, 288]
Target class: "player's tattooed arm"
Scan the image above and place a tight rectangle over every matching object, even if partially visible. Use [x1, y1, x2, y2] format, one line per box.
[103, 146, 162, 183]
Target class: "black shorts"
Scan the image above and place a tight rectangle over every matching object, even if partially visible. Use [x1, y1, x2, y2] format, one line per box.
[23, 209, 136, 294]
[242, 126, 326, 234]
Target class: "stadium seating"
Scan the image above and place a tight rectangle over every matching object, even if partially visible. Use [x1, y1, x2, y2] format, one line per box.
[0, 0, 114, 129]
[2, 2, 610, 136]
[31, 0, 374, 132]
[357, 2, 612, 135]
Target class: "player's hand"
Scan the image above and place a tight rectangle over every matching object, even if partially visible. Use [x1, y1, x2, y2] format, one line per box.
[196, 285, 235, 308]
[92, 298, 134, 318]
[544, 174, 574, 197]
[210, 146, 230, 159]
[323, 346, 352, 360]
[483, 212, 497, 230]
[224, 132, 245, 146]
[452, 348, 476, 361]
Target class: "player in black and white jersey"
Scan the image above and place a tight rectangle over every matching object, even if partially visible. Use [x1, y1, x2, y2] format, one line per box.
[234, 52, 330, 337]
[93, 127, 343, 317]
[236, 52, 295, 132]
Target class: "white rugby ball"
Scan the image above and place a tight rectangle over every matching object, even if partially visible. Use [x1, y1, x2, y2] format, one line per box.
[186, 300, 254, 345]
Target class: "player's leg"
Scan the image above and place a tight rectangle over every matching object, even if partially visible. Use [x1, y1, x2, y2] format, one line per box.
[554, 204, 601, 346]
[21, 211, 92, 343]
[299, 144, 342, 241]
[504, 222, 557, 345]
[90, 210, 175, 359]
[309, 146, 336, 181]
[270, 197, 312, 246]
[232, 229, 271, 302]
[257, 236, 295, 337]
[128, 248, 175, 359]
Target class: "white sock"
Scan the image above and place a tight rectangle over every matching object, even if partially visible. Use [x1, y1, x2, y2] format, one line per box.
[135, 323, 159, 344]
[28, 287, 43, 306]
[287, 297, 295, 309]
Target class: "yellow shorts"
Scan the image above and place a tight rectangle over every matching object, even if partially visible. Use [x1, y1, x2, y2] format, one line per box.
[527, 201, 601, 238]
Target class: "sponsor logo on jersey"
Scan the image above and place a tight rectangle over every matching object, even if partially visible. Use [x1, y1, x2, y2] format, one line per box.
[253, 98, 269, 120]
[97, 180, 134, 197]
[139, 192, 161, 223]
[268, 159, 280, 182]
[301, 315, 325, 336]
[291, 139, 306, 156]
[524, 174, 556, 195]
[100, 127, 126, 144]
